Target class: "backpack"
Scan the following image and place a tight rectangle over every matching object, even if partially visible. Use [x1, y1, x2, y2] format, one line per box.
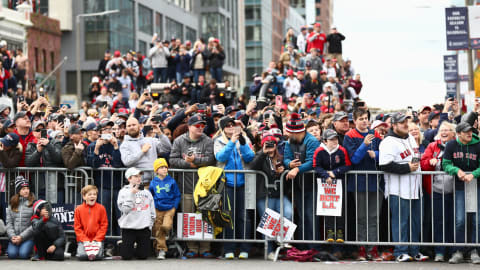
[194, 167, 233, 235]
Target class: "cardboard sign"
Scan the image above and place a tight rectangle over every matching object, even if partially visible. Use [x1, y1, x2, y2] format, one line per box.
[176, 213, 214, 240]
[256, 208, 297, 241]
[51, 204, 75, 230]
[316, 179, 342, 217]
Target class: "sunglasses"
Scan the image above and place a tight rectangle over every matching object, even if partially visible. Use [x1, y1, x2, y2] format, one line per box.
[225, 123, 235, 128]
[194, 124, 205, 129]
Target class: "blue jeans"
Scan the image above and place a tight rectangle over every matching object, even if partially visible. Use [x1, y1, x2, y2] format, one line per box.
[176, 72, 186, 83]
[432, 192, 454, 255]
[257, 197, 293, 253]
[223, 186, 251, 254]
[293, 179, 319, 249]
[389, 195, 421, 257]
[453, 189, 480, 252]
[193, 69, 205, 83]
[210, 67, 223, 82]
[7, 239, 34, 259]
[153, 67, 167, 83]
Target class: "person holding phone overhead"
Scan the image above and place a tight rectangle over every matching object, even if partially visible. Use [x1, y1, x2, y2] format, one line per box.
[214, 116, 255, 259]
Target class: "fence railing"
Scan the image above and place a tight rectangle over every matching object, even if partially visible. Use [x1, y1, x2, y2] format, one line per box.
[1, 167, 479, 261]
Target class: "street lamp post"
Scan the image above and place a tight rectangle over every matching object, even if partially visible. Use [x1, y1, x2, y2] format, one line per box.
[76, 10, 119, 110]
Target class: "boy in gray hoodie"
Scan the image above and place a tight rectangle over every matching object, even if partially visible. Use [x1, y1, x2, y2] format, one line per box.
[117, 167, 156, 260]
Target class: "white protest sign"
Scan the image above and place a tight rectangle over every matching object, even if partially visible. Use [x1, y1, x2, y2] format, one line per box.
[256, 208, 297, 241]
[176, 213, 214, 239]
[316, 179, 342, 217]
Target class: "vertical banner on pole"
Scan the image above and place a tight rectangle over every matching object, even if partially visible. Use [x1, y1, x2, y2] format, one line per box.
[468, 5, 480, 49]
[444, 55, 459, 82]
[445, 7, 470, 50]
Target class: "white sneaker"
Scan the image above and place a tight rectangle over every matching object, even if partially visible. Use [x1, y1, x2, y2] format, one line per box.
[225, 252, 234, 260]
[471, 250, 480, 264]
[238, 252, 248, 259]
[396, 254, 413, 262]
[267, 252, 276, 261]
[434, 254, 444, 262]
[449, 251, 463, 264]
[157, 250, 166, 260]
[414, 253, 429, 261]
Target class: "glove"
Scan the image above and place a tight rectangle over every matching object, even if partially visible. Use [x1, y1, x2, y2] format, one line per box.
[238, 134, 246, 145]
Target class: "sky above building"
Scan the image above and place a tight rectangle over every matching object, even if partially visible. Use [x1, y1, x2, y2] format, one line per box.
[334, 0, 456, 110]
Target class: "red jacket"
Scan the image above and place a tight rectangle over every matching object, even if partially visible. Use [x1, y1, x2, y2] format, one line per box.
[306, 32, 327, 54]
[420, 140, 443, 195]
[74, 202, 108, 242]
[14, 129, 37, 167]
[0, 69, 10, 89]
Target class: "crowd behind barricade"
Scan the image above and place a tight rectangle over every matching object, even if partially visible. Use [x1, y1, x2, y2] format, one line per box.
[0, 22, 478, 264]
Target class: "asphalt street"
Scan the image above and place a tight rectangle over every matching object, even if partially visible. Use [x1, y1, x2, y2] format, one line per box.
[1, 258, 479, 270]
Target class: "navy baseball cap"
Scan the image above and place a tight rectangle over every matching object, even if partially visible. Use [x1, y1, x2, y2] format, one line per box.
[188, 113, 207, 126]
[0, 133, 19, 147]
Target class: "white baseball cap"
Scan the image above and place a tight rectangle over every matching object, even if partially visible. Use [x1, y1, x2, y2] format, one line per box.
[125, 167, 143, 179]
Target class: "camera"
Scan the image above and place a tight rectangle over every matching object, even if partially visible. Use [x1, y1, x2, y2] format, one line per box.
[197, 103, 206, 113]
[101, 134, 112, 141]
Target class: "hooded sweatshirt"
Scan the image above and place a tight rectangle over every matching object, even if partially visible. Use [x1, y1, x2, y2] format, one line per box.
[379, 129, 422, 199]
[120, 134, 171, 183]
[149, 174, 181, 211]
[442, 133, 480, 191]
[117, 184, 156, 230]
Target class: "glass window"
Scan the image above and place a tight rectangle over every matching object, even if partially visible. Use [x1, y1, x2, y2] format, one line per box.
[202, 13, 219, 40]
[66, 70, 97, 96]
[246, 67, 262, 83]
[138, 4, 153, 35]
[42, 49, 47, 73]
[166, 17, 183, 40]
[186, 27, 196, 42]
[155, 13, 163, 38]
[246, 47, 262, 60]
[245, 6, 261, 20]
[316, 0, 322, 3]
[50, 51, 55, 71]
[245, 25, 261, 41]
[138, 40, 147, 55]
[34, 48, 39, 71]
[38, 0, 49, 15]
[84, 0, 134, 60]
[316, 7, 321, 16]
[201, 0, 217, 6]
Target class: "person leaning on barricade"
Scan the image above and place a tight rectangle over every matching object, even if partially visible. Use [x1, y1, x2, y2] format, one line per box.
[379, 112, 428, 262]
[442, 122, 480, 264]
[169, 113, 216, 258]
[61, 124, 87, 170]
[283, 112, 320, 249]
[0, 132, 22, 168]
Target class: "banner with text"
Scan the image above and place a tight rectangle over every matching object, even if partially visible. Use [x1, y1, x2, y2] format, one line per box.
[316, 179, 342, 217]
[51, 204, 75, 230]
[177, 213, 214, 240]
[256, 208, 297, 241]
[444, 55, 459, 82]
[446, 7, 469, 50]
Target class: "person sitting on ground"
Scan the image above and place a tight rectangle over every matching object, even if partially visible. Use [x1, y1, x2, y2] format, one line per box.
[31, 199, 65, 261]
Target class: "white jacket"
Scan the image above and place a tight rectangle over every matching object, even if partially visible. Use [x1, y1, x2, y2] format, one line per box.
[379, 133, 422, 199]
[283, 77, 301, 98]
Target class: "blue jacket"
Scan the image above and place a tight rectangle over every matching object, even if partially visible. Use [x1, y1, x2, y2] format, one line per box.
[214, 136, 255, 187]
[313, 143, 351, 179]
[86, 141, 124, 189]
[343, 128, 382, 192]
[149, 174, 181, 211]
[174, 54, 192, 74]
[283, 132, 320, 173]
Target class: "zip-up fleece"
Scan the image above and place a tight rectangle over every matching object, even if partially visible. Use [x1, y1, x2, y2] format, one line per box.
[313, 143, 351, 179]
[74, 202, 108, 242]
[117, 185, 156, 230]
[149, 175, 181, 211]
[442, 133, 480, 191]
[379, 129, 422, 199]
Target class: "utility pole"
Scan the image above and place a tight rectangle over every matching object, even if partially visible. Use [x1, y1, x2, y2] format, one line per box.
[466, 0, 475, 92]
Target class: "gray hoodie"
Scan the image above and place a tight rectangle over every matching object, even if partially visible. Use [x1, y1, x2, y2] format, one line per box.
[6, 197, 34, 240]
[169, 132, 216, 194]
[120, 134, 171, 183]
[117, 185, 156, 230]
[148, 45, 170, 68]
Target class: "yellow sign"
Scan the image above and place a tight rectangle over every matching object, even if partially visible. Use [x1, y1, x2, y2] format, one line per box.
[475, 63, 480, 97]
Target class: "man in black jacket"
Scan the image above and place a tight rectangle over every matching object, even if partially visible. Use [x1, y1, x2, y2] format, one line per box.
[326, 27, 346, 65]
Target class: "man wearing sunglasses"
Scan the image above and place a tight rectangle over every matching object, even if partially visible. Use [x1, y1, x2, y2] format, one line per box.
[170, 113, 216, 258]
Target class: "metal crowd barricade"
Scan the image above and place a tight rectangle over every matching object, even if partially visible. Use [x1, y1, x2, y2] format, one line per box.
[78, 167, 273, 259]
[274, 170, 480, 261]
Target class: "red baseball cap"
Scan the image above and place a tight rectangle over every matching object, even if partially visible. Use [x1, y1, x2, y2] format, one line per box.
[287, 69, 294, 76]
[314, 22, 321, 28]
[114, 50, 121, 57]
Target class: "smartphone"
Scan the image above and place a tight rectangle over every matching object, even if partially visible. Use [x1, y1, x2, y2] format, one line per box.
[18, 95, 25, 102]
[64, 118, 71, 128]
[137, 183, 145, 190]
[39, 88, 45, 97]
[411, 157, 420, 163]
[368, 129, 375, 135]
[101, 134, 112, 140]
[197, 103, 206, 111]
[212, 105, 218, 111]
[251, 95, 256, 102]
[294, 152, 301, 160]
[152, 115, 162, 122]
[235, 126, 242, 134]
[275, 95, 283, 107]
[143, 125, 153, 134]
[40, 129, 47, 139]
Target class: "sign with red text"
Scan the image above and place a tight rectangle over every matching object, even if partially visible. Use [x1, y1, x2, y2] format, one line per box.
[316, 179, 342, 216]
[176, 213, 214, 240]
[256, 208, 297, 241]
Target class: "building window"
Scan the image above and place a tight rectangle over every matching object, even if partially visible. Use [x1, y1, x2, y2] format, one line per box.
[246, 47, 262, 60]
[138, 4, 153, 35]
[316, 7, 321, 16]
[316, 0, 322, 3]
[138, 40, 146, 55]
[84, 0, 134, 60]
[165, 17, 183, 40]
[66, 70, 97, 96]
[202, 13, 220, 41]
[186, 27, 196, 42]
[42, 49, 47, 73]
[34, 48, 38, 72]
[245, 25, 261, 41]
[50, 52, 55, 71]
[246, 67, 262, 83]
[38, 0, 49, 15]
[155, 13, 163, 38]
[201, 0, 218, 6]
[245, 6, 261, 20]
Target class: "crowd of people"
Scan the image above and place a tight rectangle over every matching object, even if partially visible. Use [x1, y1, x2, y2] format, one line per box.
[0, 21, 478, 264]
